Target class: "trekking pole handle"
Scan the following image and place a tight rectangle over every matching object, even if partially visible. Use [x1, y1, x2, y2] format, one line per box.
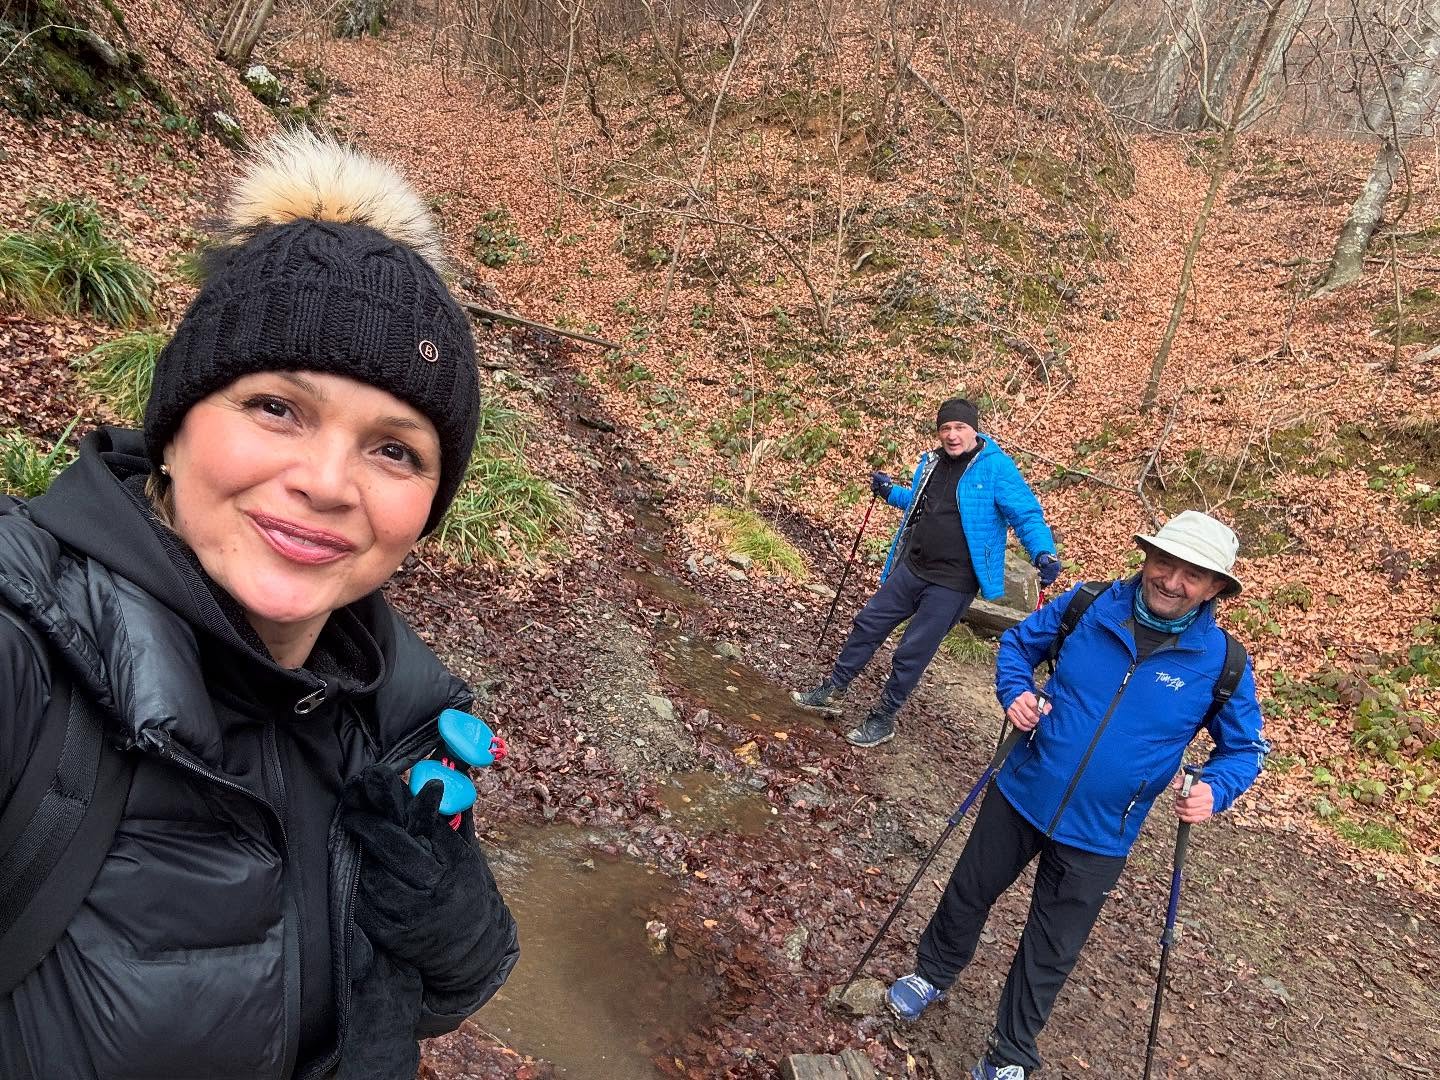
[409, 709, 509, 828]
[1180, 763, 1203, 799]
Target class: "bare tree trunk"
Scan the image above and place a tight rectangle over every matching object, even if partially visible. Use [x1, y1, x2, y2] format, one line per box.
[639, 0, 700, 110]
[656, 0, 765, 319]
[1150, 0, 1214, 125]
[1237, 0, 1313, 124]
[1142, 0, 1289, 413]
[1067, 0, 1120, 45]
[1177, 4, 1258, 129]
[1318, 0, 1440, 292]
[216, 0, 275, 64]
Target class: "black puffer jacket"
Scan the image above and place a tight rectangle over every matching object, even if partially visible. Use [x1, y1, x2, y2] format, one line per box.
[0, 430, 511, 1079]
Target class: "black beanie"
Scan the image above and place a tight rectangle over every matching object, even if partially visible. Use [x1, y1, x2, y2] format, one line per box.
[936, 397, 979, 431]
[143, 131, 479, 535]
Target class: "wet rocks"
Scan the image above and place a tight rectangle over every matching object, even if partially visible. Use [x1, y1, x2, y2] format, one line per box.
[781, 1050, 878, 1080]
[824, 978, 886, 1017]
[715, 640, 743, 660]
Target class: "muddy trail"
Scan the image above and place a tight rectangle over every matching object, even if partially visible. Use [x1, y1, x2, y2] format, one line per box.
[385, 327, 1440, 1080]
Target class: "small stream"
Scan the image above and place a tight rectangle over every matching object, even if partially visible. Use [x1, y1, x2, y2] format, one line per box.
[474, 826, 711, 1079]
[451, 491, 814, 1075]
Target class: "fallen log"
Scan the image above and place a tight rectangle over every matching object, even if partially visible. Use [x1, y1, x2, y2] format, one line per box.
[458, 301, 620, 351]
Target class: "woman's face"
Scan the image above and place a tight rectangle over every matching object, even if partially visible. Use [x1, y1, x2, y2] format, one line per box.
[164, 371, 441, 665]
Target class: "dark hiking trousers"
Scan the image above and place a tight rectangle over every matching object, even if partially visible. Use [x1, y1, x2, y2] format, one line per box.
[915, 789, 1127, 1073]
[830, 560, 974, 711]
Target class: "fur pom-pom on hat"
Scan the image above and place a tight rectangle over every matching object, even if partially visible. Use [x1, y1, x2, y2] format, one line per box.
[223, 127, 446, 272]
[144, 129, 480, 534]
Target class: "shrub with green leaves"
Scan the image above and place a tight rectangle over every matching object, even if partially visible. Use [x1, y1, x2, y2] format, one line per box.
[470, 210, 527, 269]
[0, 420, 80, 498]
[430, 402, 570, 566]
[74, 329, 167, 423]
[0, 197, 154, 326]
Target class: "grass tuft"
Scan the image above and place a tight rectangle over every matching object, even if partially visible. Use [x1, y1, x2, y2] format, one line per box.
[0, 197, 154, 326]
[941, 623, 996, 665]
[430, 401, 570, 566]
[701, 506, 808, 579]
[0, 419, 81, 498]
[74, 329, 167, 423]
[1331, 816, 1406, 853]
[0, 233, 50, 313]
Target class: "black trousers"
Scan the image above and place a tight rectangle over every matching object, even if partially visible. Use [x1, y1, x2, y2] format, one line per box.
[915, 789, 1127, 1073]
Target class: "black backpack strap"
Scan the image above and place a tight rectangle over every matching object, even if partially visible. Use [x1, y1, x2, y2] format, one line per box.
[1043, 580, 1111, 670]
[0, 673, 133, 994]
[1201, 630, 1247, 729]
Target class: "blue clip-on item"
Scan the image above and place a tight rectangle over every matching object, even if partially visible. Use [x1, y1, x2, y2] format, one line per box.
[409, 709, 508, 817]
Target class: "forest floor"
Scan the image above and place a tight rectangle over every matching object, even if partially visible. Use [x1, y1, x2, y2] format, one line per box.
[3, 1, 1439, 1076]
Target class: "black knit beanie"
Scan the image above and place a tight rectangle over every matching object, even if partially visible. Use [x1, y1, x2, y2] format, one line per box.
[144, 131, 479, 535]
[936, 397, 979, 431]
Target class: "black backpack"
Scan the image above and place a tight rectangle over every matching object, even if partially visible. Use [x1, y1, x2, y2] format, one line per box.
[1045, 580, 1247, 728]
[0, 648, 134, 994]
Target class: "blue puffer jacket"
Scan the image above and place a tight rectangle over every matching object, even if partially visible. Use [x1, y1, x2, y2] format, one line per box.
[994, 579, 1268, 857]
[880, 437, 1055, 600]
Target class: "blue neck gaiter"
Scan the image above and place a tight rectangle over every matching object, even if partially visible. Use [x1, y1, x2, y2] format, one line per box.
[1133, 587, 1203, 634]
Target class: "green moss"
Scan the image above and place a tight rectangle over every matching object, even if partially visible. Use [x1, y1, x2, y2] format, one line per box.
[1010, 149, 1075, 205]
[1377, 286, 1440, 346]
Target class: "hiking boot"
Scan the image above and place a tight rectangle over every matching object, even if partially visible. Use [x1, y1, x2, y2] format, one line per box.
[845, 704, 896, 747]
[971, 1056, 1026, 1080]
[885, 972, 944, 1021]
[791, 680, 846, 715]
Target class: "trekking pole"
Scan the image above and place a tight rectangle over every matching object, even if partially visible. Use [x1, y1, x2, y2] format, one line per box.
[838, 725, 1024, 999]
[818, 494, 878, 647]
[1142, 764, 1203, 1080]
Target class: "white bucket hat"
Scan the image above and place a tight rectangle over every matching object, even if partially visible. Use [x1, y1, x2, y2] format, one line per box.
[1134, 511, 1243, 597]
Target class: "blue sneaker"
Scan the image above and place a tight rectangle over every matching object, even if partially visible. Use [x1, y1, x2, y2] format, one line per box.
[971, 1055, 1026, 1080]
[885, 973, 944, 1021]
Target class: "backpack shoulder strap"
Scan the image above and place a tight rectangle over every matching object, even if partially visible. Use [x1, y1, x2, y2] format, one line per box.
[1201, 630, 1247, 728]
[1043, 580, 1111, 669]
[0, 668, 133, 994]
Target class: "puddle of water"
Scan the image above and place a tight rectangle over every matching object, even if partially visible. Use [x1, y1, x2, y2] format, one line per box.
[654, 625, 828, 735]
[655, 771, 775, 835]
[476, 826, 708, 1079]
[624, 566, 710, 611]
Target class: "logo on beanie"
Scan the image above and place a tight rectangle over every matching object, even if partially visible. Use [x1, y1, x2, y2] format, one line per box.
[418, 339, 439, 363]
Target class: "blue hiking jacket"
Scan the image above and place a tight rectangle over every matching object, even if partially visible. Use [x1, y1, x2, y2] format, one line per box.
[994, 578, 1267, 857]
[880, 437, 1055, 601]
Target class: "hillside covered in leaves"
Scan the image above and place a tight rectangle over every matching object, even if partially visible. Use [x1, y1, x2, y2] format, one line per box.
[3, 0, 1439, 1074]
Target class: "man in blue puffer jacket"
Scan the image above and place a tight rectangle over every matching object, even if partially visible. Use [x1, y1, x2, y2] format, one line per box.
[884, 511, 1268, 1080]
[793, 398, 1060, 747]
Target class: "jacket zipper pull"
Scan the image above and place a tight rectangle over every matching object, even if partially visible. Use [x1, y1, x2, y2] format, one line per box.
[293, 685, 327, 714]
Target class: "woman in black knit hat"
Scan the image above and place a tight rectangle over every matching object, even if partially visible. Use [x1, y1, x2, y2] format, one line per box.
[0, 130, 516, 1079]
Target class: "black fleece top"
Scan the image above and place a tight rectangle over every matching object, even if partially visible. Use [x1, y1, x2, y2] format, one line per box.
[905, 444, 981, 593]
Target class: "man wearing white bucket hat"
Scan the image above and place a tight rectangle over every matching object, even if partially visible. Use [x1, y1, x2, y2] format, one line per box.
[884, 511, 1267, 1080]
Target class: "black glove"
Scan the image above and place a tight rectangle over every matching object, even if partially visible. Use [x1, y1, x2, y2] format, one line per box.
[335, 932, 422, 1080]
[870, 472, 893, 499]
[1034, 552, 1061, 587]
[339, 764, 518, 1001]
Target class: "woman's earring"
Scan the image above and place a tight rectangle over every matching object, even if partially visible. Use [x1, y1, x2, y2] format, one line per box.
[159, 463, 171, 477]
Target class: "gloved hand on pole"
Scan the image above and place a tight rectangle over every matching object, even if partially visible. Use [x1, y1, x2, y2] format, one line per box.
[1033, 551, 1062, 587]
